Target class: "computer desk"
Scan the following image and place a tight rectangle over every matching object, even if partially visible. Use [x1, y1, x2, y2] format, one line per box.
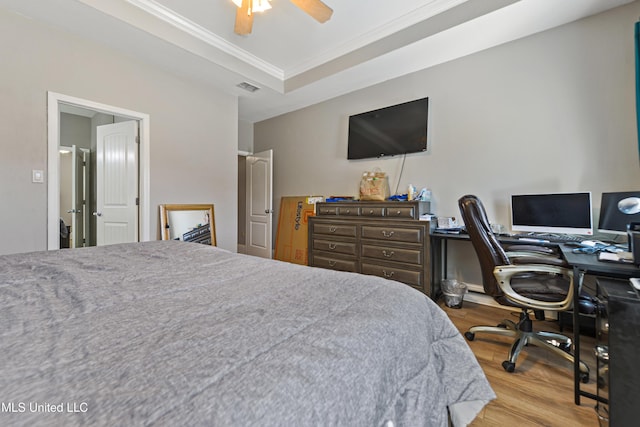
[557, 245, 640, 405]
[430, 232, 640, 405]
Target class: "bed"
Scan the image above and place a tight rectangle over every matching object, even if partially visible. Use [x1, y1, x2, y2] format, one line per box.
[0, 240, 494, 426]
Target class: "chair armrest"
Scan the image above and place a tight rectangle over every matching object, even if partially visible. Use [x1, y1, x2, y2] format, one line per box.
[493, 264, 574, 311]
[506, 251, 568, 267]
[503, 244, 557, 255]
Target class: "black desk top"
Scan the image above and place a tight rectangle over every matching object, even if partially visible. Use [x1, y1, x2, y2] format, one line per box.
[558, 245, 640, 278]
[431, 231, 640, 278]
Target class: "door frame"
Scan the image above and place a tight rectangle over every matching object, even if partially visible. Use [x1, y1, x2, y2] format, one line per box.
[47, 91, 151, 250]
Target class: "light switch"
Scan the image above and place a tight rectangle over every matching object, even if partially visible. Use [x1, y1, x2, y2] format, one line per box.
[32, 170, 44, 183]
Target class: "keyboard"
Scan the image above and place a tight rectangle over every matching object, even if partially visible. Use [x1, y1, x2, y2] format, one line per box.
[514, 233, 585, 243]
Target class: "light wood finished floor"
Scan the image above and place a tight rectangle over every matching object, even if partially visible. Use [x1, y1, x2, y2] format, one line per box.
[440, 301, 600, 426]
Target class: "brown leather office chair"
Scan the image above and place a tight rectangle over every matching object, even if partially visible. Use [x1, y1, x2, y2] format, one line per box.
[458, 194, 589, 381]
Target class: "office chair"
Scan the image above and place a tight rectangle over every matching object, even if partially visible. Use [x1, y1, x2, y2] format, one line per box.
[458, 195, 589, 382]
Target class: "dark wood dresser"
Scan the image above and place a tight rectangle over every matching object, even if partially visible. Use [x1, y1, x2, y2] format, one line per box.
[308, 201, 435, 297]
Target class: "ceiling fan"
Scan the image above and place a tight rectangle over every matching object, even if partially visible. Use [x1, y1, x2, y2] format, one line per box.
[232, 0, 333, 35]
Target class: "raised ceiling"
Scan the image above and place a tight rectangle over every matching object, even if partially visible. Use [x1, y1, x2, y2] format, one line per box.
[0, 0, 633, 122]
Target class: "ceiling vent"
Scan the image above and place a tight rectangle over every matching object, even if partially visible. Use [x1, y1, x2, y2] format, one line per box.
[236, 82, 260, 93]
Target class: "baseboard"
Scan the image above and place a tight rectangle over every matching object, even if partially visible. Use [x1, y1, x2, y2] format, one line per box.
[237, 244, 246, 254]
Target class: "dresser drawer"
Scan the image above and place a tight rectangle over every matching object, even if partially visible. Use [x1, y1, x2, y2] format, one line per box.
[312, 222, 357, 237]
[338, 206, 359, 216]
[361, 262, 423, 288]
[313, 239, 357, 256]
[361, 226, 423, 243]
[317, 205, 337, 215]
[311, 255, 358, 273]
[361, 244, 421, 265]
[360, 206, 385, 217]
[385, 206, 415, 219]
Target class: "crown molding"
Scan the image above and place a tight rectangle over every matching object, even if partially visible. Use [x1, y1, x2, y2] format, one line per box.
[125, 0, 284, 80]
[283, 0, 469, 78]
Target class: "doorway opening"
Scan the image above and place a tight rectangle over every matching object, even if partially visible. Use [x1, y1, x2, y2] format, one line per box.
[47, 92, 151, 250]
[237, 149, 273, 258]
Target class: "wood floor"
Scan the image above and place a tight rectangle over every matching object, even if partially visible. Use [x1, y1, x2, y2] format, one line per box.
[440, 300, 601, 427]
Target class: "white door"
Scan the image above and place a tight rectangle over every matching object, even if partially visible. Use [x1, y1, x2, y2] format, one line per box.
[96, 121, 139, 246]
[245, 149, 273, 258]
[70, 145, 84, 247]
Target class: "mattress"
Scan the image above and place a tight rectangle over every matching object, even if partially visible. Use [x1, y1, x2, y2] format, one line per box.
[0, 240, 494, 426]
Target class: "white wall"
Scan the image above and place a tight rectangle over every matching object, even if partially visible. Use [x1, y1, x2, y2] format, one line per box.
[238, 119, 254, 154]
[0, 7, 238, 254]
[254, 2, 640, 285]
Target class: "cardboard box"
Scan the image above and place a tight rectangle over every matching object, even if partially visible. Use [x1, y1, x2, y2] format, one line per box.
[274, 196, 322, 265]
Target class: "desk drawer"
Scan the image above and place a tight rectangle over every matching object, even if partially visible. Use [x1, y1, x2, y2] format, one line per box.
[361, 226, 423, 243]
[361, 262, 422, 287]
[361, 244, 421, 265]
[313, 239, 357, 256]
[312, 222, 357, 237]
[311, 255, 357, 272]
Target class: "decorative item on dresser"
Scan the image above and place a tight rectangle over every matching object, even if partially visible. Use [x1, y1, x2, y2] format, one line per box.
[308, 201, 435, 297]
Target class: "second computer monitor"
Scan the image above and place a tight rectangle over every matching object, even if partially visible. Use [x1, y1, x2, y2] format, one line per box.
[598, 191, 640, 235]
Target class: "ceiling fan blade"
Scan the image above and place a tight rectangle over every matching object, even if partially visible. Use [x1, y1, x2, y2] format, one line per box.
[234, 0, 254, 35]
[290, 0, 333, 23]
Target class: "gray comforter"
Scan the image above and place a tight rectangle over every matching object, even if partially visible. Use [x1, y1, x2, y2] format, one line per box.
[0, 241, 494, 426]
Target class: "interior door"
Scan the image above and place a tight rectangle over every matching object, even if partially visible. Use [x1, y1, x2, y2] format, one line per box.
[71, 145, 85, 247]
[245, 149, 273, 258]
[96, 121, 139, 246]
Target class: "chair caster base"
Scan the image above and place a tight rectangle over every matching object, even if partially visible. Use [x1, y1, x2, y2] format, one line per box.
[502, 361, 515, 373]
[464, 332, 475, 341]
[580, 372, 589, 384]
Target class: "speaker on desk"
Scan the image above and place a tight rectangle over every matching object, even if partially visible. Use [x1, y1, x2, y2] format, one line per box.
[627, 222, 640, 265]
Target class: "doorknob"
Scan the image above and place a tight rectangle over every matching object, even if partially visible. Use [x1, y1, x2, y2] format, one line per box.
[265, 209, 272, 214]
[93, 211, 103, 217]
[67, 209, 82, 214]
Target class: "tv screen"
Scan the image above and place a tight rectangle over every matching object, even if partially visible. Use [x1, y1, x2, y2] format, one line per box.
[598, 191, 640, 235]
[510, 192, 593, 235]
[347, 97, 428, 160]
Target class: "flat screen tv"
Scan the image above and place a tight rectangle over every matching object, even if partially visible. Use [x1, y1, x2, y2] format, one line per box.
[510, 192, 593, 236]
[347, 97, 429, 160]
[598, 191, 640, 235]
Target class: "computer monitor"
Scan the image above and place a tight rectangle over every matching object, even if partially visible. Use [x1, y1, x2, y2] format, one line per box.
[510, 192, 593, 235]
[598, 191, 640, 235]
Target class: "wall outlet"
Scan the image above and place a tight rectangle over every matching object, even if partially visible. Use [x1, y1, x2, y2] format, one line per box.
[32, 169, 44, 183]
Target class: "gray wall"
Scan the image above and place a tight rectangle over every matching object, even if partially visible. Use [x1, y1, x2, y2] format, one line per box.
[0, 6, 238, 254]
[254, 2, 640, 285]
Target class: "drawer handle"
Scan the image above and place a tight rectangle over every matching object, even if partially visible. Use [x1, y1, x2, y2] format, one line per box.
[345, 209, 351, 214]
[329, 243, 337, 250]
[328, 260, 337, 267]
[381, 230, 395, 238]
[368, 209, 374, 214]
[395, 210, 401, 215]
[329, 226, 337, 233]
[382, 250, 395, 258]
[382, 270, 394, 278]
